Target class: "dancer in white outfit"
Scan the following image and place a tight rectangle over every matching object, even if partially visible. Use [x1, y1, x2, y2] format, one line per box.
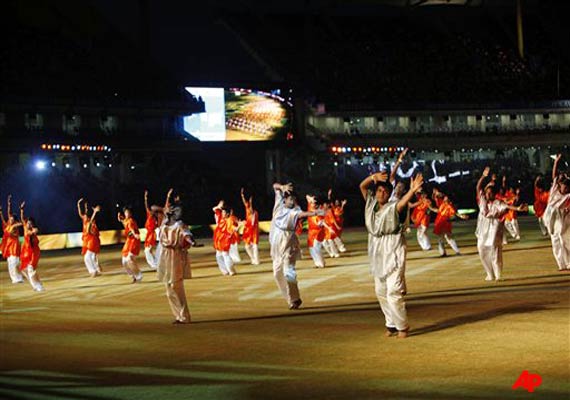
[269, 183, 324, 309]
[475, 167, 528, 281]
[543, 154, 570, 271]
[359, 171, 424, 339]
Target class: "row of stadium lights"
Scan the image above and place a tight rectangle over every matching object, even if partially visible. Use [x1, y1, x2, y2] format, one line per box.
[331, 146, 406, 154]
[41, 144, 112, 152]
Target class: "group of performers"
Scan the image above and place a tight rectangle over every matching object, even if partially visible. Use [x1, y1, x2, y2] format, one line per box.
[1, 151, 569, 334]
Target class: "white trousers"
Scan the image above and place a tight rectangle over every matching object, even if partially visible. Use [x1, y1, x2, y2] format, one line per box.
[505, 219, 520, 240]
[333, 237, 346, 253]
[244, 243, 260, 265]
[323, 239, 340, 258]
[477, 242, 503, 280]
[216, 250, 235, 275]
[437, 234, 460, 255]
[416, 225, 431, 251]
[229, 243, 241, 263]
[23, 265, 44, 291]
[273, 258, 301, 306]
[122, 253, 142, 281]
[83, 250, 101, 275]
[144, 246, 158, 269]
[551, 233, 570, 271]
[374, 274, 408, 331]
[7, 256, 23, 283]
[309, 240, 325, 268]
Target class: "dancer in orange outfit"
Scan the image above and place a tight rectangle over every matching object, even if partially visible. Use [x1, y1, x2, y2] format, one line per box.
[144, 190, 160, 269]
[409, 191, 432, 251]
[3, 195, 23, 283]
[118, 206, 143, 283]
[501, 177, 522, 241]
[329, 189, 348, 253]
[19, 202, 44, 291]
[322, 203, 340, 258]
[429, 193, 468, 256]
[0, 195, 11, 260]
[306, 195, 326, 268]
[534, 176, 550, 236]
[241, 188, 260, 265]
[228, 209, 242, 263]
[78, 198, 102, 277]
[212, 200, 237, 276]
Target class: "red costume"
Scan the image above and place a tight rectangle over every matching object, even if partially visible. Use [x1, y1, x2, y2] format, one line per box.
[121, 217, 141, 257]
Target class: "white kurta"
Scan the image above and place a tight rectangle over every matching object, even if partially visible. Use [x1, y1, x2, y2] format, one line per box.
[475, 191, 509, 280]
[543, 178, 570, 270]
[365, 192, 408, 331]
[270, 190, 303, 305]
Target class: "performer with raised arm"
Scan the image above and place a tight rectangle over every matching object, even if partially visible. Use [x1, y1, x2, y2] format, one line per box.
[3, 195, 23, 283]
[143, 190, 159, 269]
[19, 202, 44, 291]
[241, 188, 260, 265]
[270, 182, 324, 309]
[306, 194, 326, 268]
[118, 206, 143, 283]
[359, 171, 424, 339]
[475, 167, 528, 281]
[429, 193, 468, 256]
[212, 200, 236, 276]
[328, 189, 348, 253]
[78, 198, 102, 277]
[533, 175, 550, 236]
[543, 154, 570, 271]
[409, 191, 432, 251]
[156, 198, 195, 324]
[502, 177, 522, 241]
[228, 209, 242, 263]
[322, 201, 341, 258]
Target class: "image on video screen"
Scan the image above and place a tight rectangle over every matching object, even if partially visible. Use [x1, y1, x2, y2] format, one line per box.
[183, 87, 292, 141]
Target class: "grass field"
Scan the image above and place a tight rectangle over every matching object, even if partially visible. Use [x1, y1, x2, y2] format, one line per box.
[1, 216, 569, 400]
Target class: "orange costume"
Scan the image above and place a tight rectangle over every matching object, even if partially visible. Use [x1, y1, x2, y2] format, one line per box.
[412, 198, 431, 228]
[307, 203, 325, 248]
[121, 217, 141, 257]
[0, 221, 8, 258]
[82, 217, 101, 255]
[20, 229, 40, 270]
[324, 209, 339, 240]
[433, 202, 457, 235]
[242, 207, 259, 245]
[332, 205, 344, 237]
[534, 187, 549, 219]
[3, 223, 21, 258]
[229, 215, 240, 245]
[144, 210, 157, 248]
[213, 209, 234, 252]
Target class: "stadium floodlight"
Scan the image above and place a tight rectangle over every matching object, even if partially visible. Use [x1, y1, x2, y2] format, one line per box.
[35, 160, 46, 171]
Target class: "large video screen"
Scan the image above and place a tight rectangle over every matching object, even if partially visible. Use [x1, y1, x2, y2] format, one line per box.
[183, 87, 293, 141]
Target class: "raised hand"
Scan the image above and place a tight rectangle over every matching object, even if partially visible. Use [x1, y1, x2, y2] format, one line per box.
[20, 201, 25, 209]
[398, 148, 409, 162]
[281, 183, 293, 194]
[371, 171, 388, 182]
[93, 205, 101, 213]
[482, 166, 490, 177]
[410, 174, 424, 193]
